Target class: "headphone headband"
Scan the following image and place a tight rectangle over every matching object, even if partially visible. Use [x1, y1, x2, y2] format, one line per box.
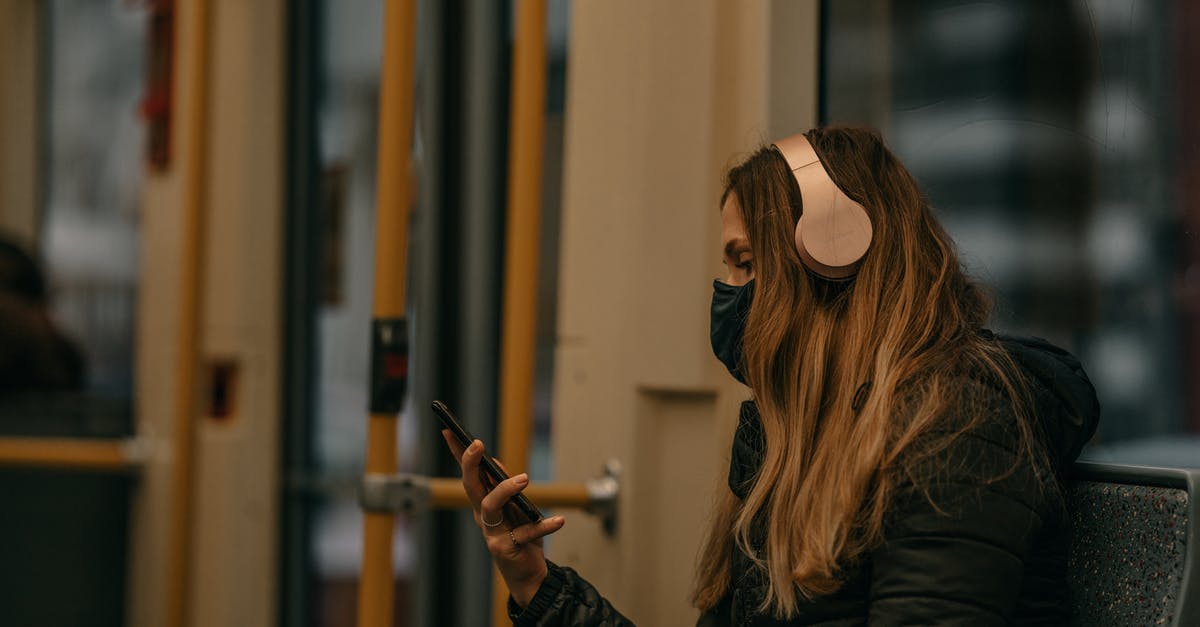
[771, 133, 873, 280]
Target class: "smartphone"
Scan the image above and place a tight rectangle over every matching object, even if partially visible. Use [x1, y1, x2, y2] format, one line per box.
[432, 400, 544, 524]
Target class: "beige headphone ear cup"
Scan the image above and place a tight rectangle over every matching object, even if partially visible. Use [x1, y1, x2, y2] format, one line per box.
[794, 195, 873, 280]
[774, 132, 873, 280]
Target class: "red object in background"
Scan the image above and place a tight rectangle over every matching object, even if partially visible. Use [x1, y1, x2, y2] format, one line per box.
[384, 353, 408, 379]
[138, 0, 175, 170]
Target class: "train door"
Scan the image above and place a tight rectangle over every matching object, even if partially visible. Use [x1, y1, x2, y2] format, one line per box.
[335, 1, 825, 625]
[0, 2, 286, 626]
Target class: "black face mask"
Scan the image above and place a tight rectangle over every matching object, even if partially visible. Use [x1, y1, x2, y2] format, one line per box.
[710, 278, 755, 384]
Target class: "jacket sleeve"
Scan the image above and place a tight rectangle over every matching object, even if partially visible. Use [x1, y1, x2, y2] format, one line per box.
[508, 560, 636, 626]
[866, 418, 1053, 625]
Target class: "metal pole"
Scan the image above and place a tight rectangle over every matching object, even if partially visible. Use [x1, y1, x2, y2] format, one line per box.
[357, 0, 418, 625]
[166, 0, 211, 625]
[494, 0, 548, 623]
[455, 1, 508, 624]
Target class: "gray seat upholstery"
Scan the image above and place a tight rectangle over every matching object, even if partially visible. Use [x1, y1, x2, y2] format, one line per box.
[1067, 462, 1199, 626]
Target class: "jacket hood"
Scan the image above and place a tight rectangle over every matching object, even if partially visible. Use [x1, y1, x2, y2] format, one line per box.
[727, 333, 1101, 499]
[993, 332, 1101, 464]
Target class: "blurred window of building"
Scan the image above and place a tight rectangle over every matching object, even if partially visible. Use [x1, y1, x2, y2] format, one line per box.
[0, 0, 147, 437]
[0, 3, 144, 627]
[822, 0, 1199, 467]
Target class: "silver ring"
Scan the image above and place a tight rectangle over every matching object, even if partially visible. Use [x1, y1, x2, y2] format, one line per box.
[481, 511, 504, 528]
[508, 529, 521, 548]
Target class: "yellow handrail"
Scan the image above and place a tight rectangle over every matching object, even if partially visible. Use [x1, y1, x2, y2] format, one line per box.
[167, 0, 213, 625]
[0, 437, 141, 472]
[429, 478, 591, 510]
[495, 0, 549, 622]
[356, 0, 418, 626]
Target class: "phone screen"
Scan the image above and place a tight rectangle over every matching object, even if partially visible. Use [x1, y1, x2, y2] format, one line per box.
[432, 400, 544, 523]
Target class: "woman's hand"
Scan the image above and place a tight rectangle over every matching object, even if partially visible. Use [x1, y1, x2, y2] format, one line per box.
[442, 430, 566, 607]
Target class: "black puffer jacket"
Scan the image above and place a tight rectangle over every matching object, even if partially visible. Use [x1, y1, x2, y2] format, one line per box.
[508, 334, 1100, 626]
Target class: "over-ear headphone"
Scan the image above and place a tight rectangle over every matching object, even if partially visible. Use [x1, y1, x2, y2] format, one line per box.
[771, 133, 873, 280]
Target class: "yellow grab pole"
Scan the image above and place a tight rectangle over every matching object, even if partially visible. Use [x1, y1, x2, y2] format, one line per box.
[494, 0, 549, 623]
[166, 1, 212, 626]
[357, 0, 418, 626]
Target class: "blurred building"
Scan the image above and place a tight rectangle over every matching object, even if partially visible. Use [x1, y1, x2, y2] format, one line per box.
[825, 0, 1196, 453]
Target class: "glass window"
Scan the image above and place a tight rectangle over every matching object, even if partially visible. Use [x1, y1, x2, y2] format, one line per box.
[305, 2, 416, 624]
[0, 0, 145, 437]
[0, 4, 143, 626]
[282, 1, 572, 623]
[822, 0, 1198, 466]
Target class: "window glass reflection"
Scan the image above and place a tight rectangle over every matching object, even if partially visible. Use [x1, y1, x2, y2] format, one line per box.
[0, 4, 143, 625]
[822, 0, 1199, 465]
[307, 2, 416, 625]
[0, 0, 144, 437]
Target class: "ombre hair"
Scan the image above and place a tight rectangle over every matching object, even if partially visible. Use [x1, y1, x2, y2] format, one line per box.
[692, 126, 1045, 618]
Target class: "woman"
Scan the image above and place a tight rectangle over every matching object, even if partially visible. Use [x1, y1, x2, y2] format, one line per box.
[443, 126, 1099, 625]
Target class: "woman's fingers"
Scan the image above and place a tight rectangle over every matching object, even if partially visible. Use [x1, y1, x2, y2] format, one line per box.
[441, 431, 533, 534]
[511, 515, 565, 545]
[448, 434, 491, 507]
[441, 429, 465, 458]
[479, 472, 530, 526]
[484, 516, 565, 558]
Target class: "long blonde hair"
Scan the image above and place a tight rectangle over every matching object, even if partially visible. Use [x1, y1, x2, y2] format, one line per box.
[692, 126, 1043, 617]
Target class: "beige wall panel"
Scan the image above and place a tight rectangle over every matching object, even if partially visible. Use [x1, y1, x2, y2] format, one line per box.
[127, 0, 194, 619]
[0, 1, 40, 243]
[627, 389, 719, 624]
[190, 0, 284, 626]
[129, 0, 284, 625]
[553, 0, 819, 623]
[713, 0, 771, 161]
